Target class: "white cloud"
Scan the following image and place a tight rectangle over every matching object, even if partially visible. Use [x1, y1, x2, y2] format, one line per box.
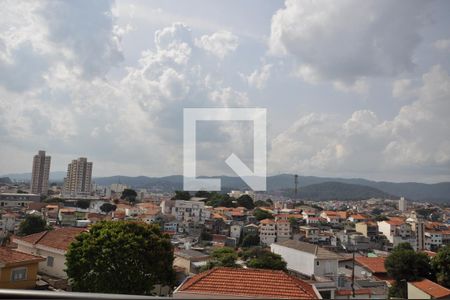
[269, 0, 427, 85]
[245, 64, 272, 89]
[434, 39, 450, 51]
[392, 79, 414, 98]
[195, 30, 239, 59]
[270, 65, 450, 180]
[333, 79, 369, 95]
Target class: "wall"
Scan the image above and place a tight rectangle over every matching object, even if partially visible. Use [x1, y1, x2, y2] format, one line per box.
[407, 283, 431, 299]
[314, 258, 338, 277]
[271, 244, 315, 277]
[0, 263, 39, 289]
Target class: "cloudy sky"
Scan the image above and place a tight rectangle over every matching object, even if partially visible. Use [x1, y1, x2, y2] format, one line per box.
[1, 0, 450, 183]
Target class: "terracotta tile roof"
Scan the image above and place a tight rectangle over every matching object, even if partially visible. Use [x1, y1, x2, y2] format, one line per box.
[350, 214, 368, 220]
[355, 256, 387, 274]
[421, 250, 437, 258]
[14, 227, 86, 251]
[260, 218, 276, 224]
[0, 247, 45, 265]
[177, 267, 318, 299]
[410, 279, 450, 299]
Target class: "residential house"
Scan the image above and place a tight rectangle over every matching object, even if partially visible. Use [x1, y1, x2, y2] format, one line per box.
[259, 219, 276, 245]
[348, 214, 369, 223]
[172, 200, 210, 224]
[173, 249, 210, 275]
[229, 224, 242, 239]
[0, 247, 45, 289]
[173, 267, 321, 299]
[271, 240, 341, 279]
[276, 219, 292, 242]
[299, 226, 319, 243]
[243, 223, 259, 236]
[13, 227, 86, 279]
[408, 279, 450, 299]
[355, 222, 379, 239]
[378, 219, 417, 250]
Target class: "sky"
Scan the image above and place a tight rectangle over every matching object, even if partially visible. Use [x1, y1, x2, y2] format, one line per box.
[0, 0, 450, 183]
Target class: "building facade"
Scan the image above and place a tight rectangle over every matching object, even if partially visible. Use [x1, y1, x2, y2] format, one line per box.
[30, 150, 51, 195]
[63, 158, 93, 197]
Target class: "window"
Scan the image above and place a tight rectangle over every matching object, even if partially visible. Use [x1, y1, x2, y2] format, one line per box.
[11, 268, 27, 281]
[316, 261, 320, 266]
[47, 256, 54, 267]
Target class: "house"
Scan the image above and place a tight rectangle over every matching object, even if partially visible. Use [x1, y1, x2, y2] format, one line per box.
[172, 200, 210, 224]
[173, 267, 321, 299]
[0, 193, 40, 208]
[174, 249, 210, 275]
[408, 279, 450, 299]
[353, 256, 392, 283]
[271, 240, 341, 279]
[58, 208, 77, 226]
[13, 227, 86, 279]
[348, 214, 369, 223]
[243, 223, 259, 236]
[355, 222, 379, 239]
[259, 218, 277, 245]
[276, 219, 292, 242]
[0, 247, 45, 289]
[378, 219, 417, 250]
[299, 226, 319, 243]
[229, 224, 242, 239]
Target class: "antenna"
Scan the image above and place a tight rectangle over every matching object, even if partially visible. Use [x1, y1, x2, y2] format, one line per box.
[294, 174, 298, 198]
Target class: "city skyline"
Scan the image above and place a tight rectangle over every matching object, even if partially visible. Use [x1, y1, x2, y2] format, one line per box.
[1, 0, 450, 183]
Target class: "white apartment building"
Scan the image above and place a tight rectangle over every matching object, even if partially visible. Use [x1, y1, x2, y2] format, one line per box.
[63, 157, 93, 197]
[276, 220, 292, 242]
[30, 150, 51, 195]
[425, 231, 443, 251]
[399, 197, 407, 212]
[378, 219, 417, 250]
[172, 200, 210, 224]
[259, 219, 277, 245]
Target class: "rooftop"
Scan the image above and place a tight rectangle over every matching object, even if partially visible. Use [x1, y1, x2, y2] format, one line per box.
[355, 256, 387, 274]
[274, 240, 342, 260]
[14, 227, 86, 251]
[0, 247, 45, 266]
[410, 279, 450, 299]
[176, 267, 318, 299]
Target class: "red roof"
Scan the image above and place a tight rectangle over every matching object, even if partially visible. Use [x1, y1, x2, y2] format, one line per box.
[0, 247, 45, 265]
[14, 227, 86, 251]
[355, 256, 387, 274]
[410, 279, 450, 299]
[177, 267, 318, 299]
[260, 218, 275, 224]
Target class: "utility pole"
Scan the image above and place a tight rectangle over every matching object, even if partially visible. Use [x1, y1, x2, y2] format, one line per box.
[294, 174, 298, 198]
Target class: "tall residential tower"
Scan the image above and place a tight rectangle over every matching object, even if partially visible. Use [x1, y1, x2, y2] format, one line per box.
[30, 150, 51, 195]
[63, 157, 93, 197]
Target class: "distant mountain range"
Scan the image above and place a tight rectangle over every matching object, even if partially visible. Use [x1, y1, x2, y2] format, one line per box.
[2, 172, 449, 203]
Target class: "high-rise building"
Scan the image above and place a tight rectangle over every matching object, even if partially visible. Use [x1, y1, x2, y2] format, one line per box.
[63, 157, 93, 197]
[399, 196, 407, 211]
[30, 150, 51, 195]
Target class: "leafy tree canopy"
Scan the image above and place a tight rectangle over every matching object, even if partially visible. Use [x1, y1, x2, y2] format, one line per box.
[100, 203, 117, 213]
[253, 208, 273, 221]
[171, 190, 191, 200]
[237, 195, 255, 209]
[247, 252, 287, 271]
[66, 221, 175, 295]
[432, 245, 450, 288]
[241, 233, 260, 248]
[19, 215, 49, 236]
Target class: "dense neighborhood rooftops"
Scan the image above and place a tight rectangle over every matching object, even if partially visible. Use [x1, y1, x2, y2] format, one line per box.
[274, 240, 342, 260]
[0, 247, 45, 266]
[355, 256, 387, 274]
[175, 249, 209, 260]
[410, 279, 450, 299]
[176, 267, 319, 299]
[14, 227, 86, 251]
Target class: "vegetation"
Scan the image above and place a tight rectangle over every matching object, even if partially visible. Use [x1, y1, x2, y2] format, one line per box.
[241, 248, 286, 270]
[432, 245, 450, 288]
[121, 188, 138, 204]
[66, 221, 175, 295]
[76, 199, 90, 209]
[253, 208, 273, 221]
[236, 194, 255, 209]
[202, 247, 239, 270]
[206, 193, 235, 208]
[241, 233, 260, 247]
[43, 197, 64, 203]
[385, 243, 432, 298]
[100, 203, 117, 213]
[19, 215, 49, 236]
[171, 190, 191, 200]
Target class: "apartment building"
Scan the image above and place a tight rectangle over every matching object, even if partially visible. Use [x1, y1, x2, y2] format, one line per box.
[171, 200, 210, 224]
[63, 157, 93, 197]
[30, 150, 51, 195]
[378, 218, 417, 250]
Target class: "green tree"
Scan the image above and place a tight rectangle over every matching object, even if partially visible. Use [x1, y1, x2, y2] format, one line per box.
[76, 199, 90, 209]
[247, 252, 287, 270]
[17, 189, 28, 194]
[66, 221, 175, 295]
[19, 215, 49, 236]
[194, 190, 211, 198]
[432, 245, 450, 288]
[171, 190, 191, 200]
[121, 188, 138, 204]
[253, 208, 273, 221]
[100, 203, 117, 213]
[207, 193, 235, 208]
[241, 234, 260, 247]
[237, 195, 255, 209]
[255, 200, 270, 207]
[203, 247, 239, 270]
[266, 198, 273, 205]
[385, 243, 432, 298]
